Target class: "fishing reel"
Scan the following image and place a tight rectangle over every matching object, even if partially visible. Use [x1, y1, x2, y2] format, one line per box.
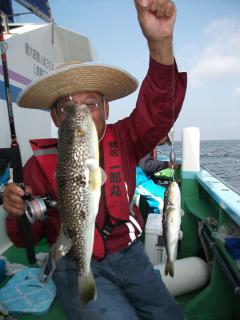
[23, 192, 57, 224]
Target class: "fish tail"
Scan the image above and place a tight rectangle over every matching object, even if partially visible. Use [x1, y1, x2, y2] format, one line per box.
[165, 261, 174, 277]
[78, 270, 97, 305]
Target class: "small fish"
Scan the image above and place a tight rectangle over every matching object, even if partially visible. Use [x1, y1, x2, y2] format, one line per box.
[162, 181, 182, 277]
[169, 149, 176, 166]
[55, 103, 105, 304]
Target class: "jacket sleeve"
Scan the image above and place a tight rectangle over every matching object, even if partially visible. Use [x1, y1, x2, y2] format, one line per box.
[139, 153, 168, 174]
[116, 57, 187, 163]
[6, 156, 60, 247]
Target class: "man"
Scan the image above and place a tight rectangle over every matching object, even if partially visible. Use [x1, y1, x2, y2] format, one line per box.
[139, 129, 176, 175]
[136, 130, 177, 215]
[3, 1, 187, 319]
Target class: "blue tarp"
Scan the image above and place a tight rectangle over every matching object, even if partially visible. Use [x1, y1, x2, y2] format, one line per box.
[0, 0, 14, 22]
[15, 0, 52, 22]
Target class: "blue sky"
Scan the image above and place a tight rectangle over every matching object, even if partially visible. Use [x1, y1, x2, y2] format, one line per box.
[13, 0, 240, 140]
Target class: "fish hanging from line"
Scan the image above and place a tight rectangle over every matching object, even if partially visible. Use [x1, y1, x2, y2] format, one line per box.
[162, 181, 182, 277]
[54, 103, 106, 304]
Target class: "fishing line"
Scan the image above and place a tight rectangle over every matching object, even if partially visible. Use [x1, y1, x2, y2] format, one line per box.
[98, 97, 107, 143]
[169, 62, 176, 182]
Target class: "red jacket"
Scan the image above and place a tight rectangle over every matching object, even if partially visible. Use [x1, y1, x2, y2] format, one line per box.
[6, 58, 187, 257]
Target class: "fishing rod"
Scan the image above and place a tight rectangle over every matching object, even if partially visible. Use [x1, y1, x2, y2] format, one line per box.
[0, 11, 36, 264]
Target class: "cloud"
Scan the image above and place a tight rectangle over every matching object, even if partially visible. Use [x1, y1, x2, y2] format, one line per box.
[233, 88, 240, 97]
[225, 121, 240, 128]
[189, 16, 240, 88]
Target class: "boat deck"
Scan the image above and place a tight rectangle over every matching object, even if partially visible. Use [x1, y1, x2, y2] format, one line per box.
[1, 241, 67, 320]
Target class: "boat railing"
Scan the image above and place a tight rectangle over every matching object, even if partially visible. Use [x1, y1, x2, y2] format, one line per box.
[200, 164, 240, 197]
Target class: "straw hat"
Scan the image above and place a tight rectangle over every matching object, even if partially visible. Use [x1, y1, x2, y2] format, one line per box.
[17, 61, 138, 109]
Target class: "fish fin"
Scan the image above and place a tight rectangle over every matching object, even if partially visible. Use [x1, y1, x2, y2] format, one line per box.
[165, 261, 174, 277]
[179, 230, 183, 240]
[87, 160, 101, 191]
[78, 270, 97, 305]
[86, 158, 98, 171]
[86, 158, 106, 189]
[39, 227, 72, 283]
[100, 167, 107, 185]
[52, 226, 73, 262]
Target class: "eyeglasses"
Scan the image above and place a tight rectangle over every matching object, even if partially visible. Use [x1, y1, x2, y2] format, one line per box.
[55, 97, 105, 115]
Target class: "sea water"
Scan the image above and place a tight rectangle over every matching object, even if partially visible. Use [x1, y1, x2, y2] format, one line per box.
[158, 140, 240, 194]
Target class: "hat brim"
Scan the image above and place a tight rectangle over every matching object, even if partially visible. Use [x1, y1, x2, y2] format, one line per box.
[17, 63, 138, 109]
